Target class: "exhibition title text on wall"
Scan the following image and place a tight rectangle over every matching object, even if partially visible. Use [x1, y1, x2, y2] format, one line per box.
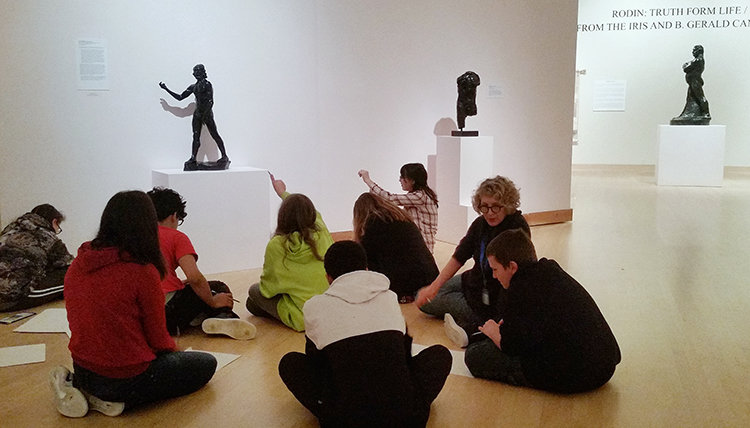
[579, 5, 750, 32]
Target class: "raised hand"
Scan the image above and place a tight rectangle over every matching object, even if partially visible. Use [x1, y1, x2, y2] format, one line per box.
[269, 172, 287, 198]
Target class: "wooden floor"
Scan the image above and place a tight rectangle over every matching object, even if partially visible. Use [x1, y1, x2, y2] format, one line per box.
[3, 166, 750, 427]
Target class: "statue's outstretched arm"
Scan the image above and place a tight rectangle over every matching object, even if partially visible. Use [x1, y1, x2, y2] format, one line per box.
[159, 82, 193, 101]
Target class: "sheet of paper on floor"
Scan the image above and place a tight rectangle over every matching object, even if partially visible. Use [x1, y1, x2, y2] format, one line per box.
[0, 343, 46, 367]
[412, 343, 473, 378]
[13, 308, 70, 337]
[185, 348, 240, 371]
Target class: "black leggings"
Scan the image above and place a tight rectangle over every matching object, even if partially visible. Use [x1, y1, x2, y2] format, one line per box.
[279, 344, 452, 426]
[164, 280, 236, 335]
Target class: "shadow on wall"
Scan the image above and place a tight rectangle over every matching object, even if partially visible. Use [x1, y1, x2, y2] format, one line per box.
[158, 100, 220, 162]
[428, 118, 459, 191]
[196, 131, 220, 162]
[433, 117, 457, 136]
[160, 99, 196, 118]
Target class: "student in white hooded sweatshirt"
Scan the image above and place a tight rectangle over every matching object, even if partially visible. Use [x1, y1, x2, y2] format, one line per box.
[278, 240, 451, 428]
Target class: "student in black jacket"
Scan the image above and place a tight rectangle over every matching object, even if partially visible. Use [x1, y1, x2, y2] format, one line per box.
[353, 193, 438, 303]
[465, 229, 621, 393]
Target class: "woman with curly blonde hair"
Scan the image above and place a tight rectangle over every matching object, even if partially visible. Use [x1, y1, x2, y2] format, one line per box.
[415, 176, 530, 348]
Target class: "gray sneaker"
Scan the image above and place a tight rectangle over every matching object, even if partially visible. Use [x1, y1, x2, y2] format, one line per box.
[202, 318, 257, 340]
[48, 366, 88, 418]
[82, 390, 125, 417]
[444, 313, 469, 348]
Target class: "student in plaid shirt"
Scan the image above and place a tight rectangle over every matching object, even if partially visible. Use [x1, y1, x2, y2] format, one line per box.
[358, 163, 438, 253]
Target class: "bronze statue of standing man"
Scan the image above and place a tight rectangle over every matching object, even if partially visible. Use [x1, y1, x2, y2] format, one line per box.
[160, 64, 230, 170]
[671, 45, 711, 125]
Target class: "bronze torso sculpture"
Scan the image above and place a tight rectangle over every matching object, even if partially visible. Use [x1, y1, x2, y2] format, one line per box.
[160, 64, 230, 170]
[671, 45, 711, 125]
[453, 71, 481, 136]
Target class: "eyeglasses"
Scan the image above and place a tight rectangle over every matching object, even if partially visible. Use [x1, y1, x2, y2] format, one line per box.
[478, 205, 503, 214]
[55, 225, 62, 235]
[178, 218, 185, 226]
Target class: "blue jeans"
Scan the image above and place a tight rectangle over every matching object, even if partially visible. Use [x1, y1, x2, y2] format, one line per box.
[73, 351, 217, 409]
[418, 274, 476, 328]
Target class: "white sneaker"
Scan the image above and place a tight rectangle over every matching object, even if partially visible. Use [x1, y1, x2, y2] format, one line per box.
[202, 318, 257, 340]
[82, 390, 125, 417]
[444, 313, 469, 348]
[48, 366, 88, 418]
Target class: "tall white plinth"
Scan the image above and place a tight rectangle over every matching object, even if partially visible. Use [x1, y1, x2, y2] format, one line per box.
[656, 125, 726, 187]
[437, 203, 477, 245]
[435, 136, 493, 244]
[152, 167, 271, 274]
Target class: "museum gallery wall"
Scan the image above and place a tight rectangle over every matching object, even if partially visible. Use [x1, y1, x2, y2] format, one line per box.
[575, 0, 750, 165]
[0, 1, 577, 253]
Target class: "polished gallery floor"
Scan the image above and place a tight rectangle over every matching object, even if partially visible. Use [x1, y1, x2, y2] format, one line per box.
[2, 166, 749, 427]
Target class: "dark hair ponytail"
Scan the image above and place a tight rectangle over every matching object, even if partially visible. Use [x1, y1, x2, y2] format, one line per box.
[400, 163, 438, 206]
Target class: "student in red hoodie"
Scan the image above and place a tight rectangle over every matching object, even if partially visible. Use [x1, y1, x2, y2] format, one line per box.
[49, 191, 216, 418]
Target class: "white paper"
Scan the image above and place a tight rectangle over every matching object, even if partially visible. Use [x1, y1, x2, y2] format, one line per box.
[13, 308, 70, 337]
[0, 344, 46, 367]
[412, 343, 473, 378]
[593, 79, 626, 111]
[185, 348, 240, 371]
[76, 39, 109, 91]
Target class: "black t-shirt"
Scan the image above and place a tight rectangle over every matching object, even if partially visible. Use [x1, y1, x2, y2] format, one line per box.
[360, 218, 439, 298]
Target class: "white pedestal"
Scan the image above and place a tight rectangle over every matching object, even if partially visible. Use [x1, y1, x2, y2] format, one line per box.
[656, 125, 726, 187]
[436, 203, 475, 245]
[152, 167, 271, 274]
[435, 136, 493, 244]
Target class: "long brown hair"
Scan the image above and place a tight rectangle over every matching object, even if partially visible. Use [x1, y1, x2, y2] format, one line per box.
[353, 193, 411, 242]
[91, 191, 167, 278]
[275, 193, 324, 261]
[400, 163, 438, 206]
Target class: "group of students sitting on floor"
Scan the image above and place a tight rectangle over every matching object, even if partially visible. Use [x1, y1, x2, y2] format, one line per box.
[0, 163, 620, 426]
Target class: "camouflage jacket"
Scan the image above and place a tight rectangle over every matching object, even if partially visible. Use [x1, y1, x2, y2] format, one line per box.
[0, 213, 73, 303]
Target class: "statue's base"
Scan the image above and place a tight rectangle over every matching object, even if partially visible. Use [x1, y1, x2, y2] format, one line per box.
[435, 135, 494, 244]
[184, 159, 231, 171]
[657, 125, 725, 187]
[152, 166, 270, 274]
[670, 116, 711, 126]
[451, 130, 479, 137]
